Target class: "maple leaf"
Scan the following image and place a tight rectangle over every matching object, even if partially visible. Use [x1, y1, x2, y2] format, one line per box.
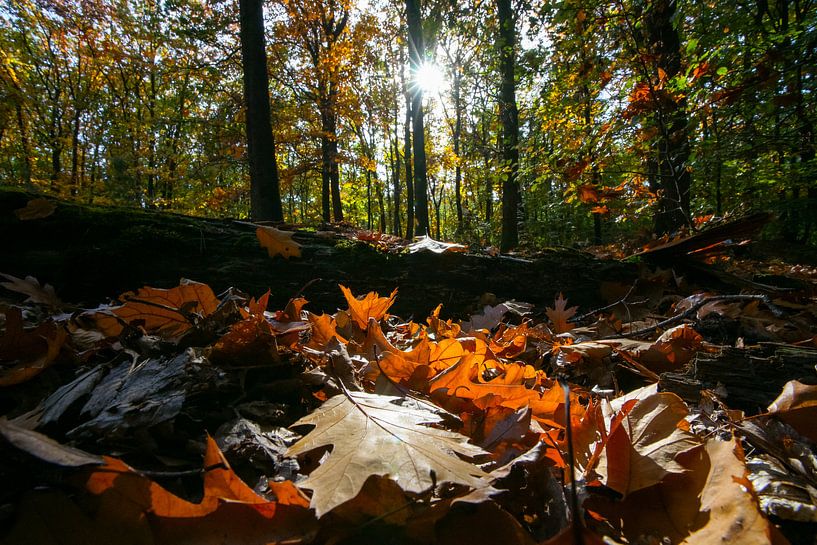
[286, 391, 488, 517]
[338, 284, 397, 330]
[256, 225, 301, 259]
[545, 293, 577, 334]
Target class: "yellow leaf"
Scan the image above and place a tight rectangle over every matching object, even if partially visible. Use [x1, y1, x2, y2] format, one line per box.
[256, 226, 301, 259]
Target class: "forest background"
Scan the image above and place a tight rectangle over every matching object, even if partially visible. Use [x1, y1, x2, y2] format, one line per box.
[1, 0, 815, 250]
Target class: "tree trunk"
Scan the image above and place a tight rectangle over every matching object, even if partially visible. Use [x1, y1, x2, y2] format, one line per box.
[238, 0, 284, 222]
[406, 0, 430, 237]
[453, 63, 463, 233]
[497, 0, 520, 252]
[392, 116, 402, 237]
[645, 0, 691, 235]
[403, 90, 415, 239]
[15, 104, 32, 187]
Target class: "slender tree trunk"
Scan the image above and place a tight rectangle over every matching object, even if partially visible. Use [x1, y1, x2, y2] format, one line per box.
[453, 62, 463, 233]
[497, 0, 520, 252]
[70, 110, 81, 196]
[238, 0, 284, 221]
[645, 0, 691, 235]
[378, 175, 387, 233]
[392, 102, 402, 237]
[366, 168, 373, 229]
[482, 111, 492, 223]
[15, 104, 32, 187]
[406, 0, 430, 236]
[403, 92, 415, 238]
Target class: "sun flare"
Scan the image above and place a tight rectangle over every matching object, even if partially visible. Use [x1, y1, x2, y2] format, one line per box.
[414, 62, 447, 95]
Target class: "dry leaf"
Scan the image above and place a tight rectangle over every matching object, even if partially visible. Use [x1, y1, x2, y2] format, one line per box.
[0, 307, 67, 386]
[593, 392, 700, 495]
[256, 225, 301, 259]
[0, 273, 62, 308]
[338, 284, 397, 330]
[546, 293, 577, 334]
[92, 280, 219, 339]
[286, 391, 488, 516]
[14, 198, 56, 220]
[407, 235, 467, 254]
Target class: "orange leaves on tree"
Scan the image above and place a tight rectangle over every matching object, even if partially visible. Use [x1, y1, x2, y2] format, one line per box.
[546, 293, 577, 334]
[339, 284, 397, 330]
[93, 279, 220, 339]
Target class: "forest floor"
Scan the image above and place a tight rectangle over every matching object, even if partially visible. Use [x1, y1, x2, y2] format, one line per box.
[1, 189, 816, 545]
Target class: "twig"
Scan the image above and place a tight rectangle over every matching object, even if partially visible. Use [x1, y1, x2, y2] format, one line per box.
[608, 294, 783, 339]
[559, 378, 584, 545]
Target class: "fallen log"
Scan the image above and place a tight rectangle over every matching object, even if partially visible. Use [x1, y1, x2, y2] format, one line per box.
[0, 188, 637, 318]
[660, 344, 817, 413]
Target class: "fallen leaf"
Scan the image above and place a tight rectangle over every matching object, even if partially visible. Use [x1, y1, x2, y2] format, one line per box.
[338, 284, 397, 330]
[407, 235, 467, 254]
[766, 380, 817, 442]
[92, 280, 220, 339]
[0, 273, 62, 308]
[0, 418, 103, 466]
[286, 390, 488, 516]
[592, 392, 700, 495]
[256, 225, 301, 259]
[546, 293, 577, 334]
[0, 307, 68, 386]
[14, 197, 56, 220]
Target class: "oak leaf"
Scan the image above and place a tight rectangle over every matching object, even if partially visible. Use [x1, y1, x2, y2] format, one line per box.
[256, 225, 301, 259]
[546, 293, 577, 334]
[92, 280, 219, 339]
[339, 284, 397, 330]
[286, 391, 488, 517]
[0, 273, 62, 308]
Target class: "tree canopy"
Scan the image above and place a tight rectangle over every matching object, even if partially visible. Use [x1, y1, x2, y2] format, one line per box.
[1, 0, 815, 246]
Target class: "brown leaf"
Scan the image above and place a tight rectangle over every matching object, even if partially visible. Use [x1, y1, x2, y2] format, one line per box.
[592, 392, 700, 496]
[766, 380, 817, 443]
[0, 273, 62, 308]
[0, 418, 103, 466]
[0, 307, 67, 386]
[286, 391, 488, 517]
[256, 225, 301, 259]
[14, 198, 56, 220]
[546, 293, 577, 334]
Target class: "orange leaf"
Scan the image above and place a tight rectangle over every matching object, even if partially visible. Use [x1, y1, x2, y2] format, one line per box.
[0, 308, 67, 386]
[256, 226, 301, 259]
[339, 284, 397, 330]
[546, 293, 577, 334]
[93, 280, 220, 339]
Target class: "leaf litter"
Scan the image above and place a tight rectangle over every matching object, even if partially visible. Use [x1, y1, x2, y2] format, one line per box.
[0, 267, 816, 544]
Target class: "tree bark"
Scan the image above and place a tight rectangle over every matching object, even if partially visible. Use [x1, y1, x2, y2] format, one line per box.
[645, 0, 691, 235]
[238, 0, 284, 222]
[497, 0, 520, 252]
[406, 0, 430, 237]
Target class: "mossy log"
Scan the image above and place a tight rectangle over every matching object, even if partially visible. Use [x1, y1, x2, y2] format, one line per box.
[0, 188, 637, 318]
